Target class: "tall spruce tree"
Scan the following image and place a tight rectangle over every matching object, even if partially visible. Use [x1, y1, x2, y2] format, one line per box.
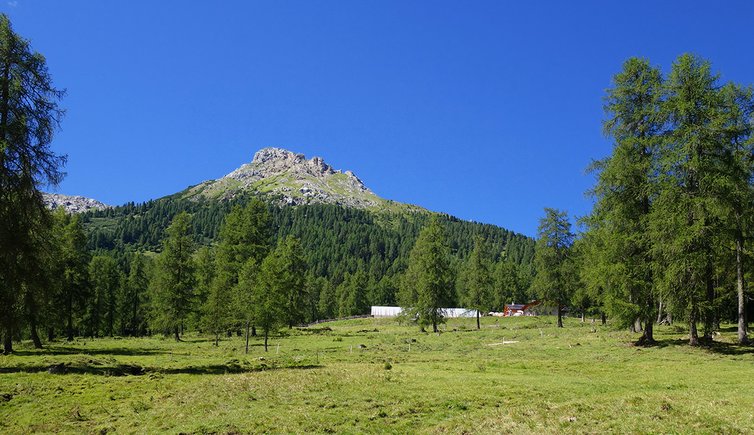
[151, 212, 196, 341]
[585, 58, 664, 343]
[531, 208, 575, 328]
[400, 217, 453, 332]
[0, 14, 66, 353]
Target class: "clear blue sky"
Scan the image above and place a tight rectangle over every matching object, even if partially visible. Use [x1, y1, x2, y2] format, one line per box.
[4, 1, 753, 236]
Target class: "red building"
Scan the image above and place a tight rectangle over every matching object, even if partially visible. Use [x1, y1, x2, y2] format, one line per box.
[502, 301, 541, 317]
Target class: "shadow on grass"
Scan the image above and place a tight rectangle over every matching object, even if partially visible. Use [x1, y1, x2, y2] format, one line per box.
[0, 363, 322, 376]
[11, 347, 168, 357]
[650, 338, 754, 355]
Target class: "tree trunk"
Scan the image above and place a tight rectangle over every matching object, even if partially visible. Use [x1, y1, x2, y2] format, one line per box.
[66, 294, 74, 341]
[174, 326, 180, 342]
[3, 327, 12, 354]
[214, 332, 219, 347]
[736, 235, 749, 344]
[29, 315, 42, 349]
[657, 300, 664, 324]
[601, 312, 606, 325]
[476, 311, 480, 330]
[557, 305, 563, 328]
[47, 327, 54, 342]
[264, 329, 268, 352]
[637, 320, 655, 346]
[689, 304, 699, 346]
[581, 312, 585, 322]
[703, 268, 715, 341]
[634, 317, 642, 333]
[432, 319, 438, 333]
[245, 321, 251, 354]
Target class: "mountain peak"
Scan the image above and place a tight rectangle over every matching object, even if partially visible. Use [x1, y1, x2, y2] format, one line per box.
[246, 147, 338, 178]
[185, 147, 409, 210]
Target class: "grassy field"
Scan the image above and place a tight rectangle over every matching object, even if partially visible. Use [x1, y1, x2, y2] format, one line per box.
[1, 316, 753, 434]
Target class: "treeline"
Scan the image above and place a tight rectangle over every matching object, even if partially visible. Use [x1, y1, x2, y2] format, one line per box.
[79, 195, 535, 315]
[1, 198, 535, 353]
[525, 55, 754, 346]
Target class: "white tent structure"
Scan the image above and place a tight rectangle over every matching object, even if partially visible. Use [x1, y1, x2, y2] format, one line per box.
[442, 308, 479, 318]
[370, 306, 478, 318]
[371, 306, 403, 317]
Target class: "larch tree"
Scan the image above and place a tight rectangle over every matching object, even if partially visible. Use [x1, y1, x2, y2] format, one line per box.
[531, 208, 575, 328]
[250, 239, 294, 351]
[400, 217, 453, 333]
[585, 57, 664, 344]
[715, 83, 754, 344]
[460, 236, 494, 329]
[122, 253, 150, 336]
[87, 255, 120, 337]
[206, 199, 272, 346]
[0, 14, 66, 353]
[151, 211, 197, 341]
[652, 54, 726, 345]
[278, 236, 308, 328]
[54, 211, 90, 341]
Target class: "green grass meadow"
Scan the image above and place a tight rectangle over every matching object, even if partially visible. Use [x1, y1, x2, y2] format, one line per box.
[1, 316, 753, 434]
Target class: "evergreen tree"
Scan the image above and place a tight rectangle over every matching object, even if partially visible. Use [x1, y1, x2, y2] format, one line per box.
[87, 255, 119, 337]
[715, 83, 754, 344]
[150, 212, 197, 341]
[337, 268, 369, 317]
[459, 236, 494, 329]
[279, 236, 308, 328]
[121, 253, 150, 336]
[586, 58, 664, 343]
[652, 54, 726, 345]
[318, 278, 337, 319]
[21, 210, 57, 348]
[206, 199, 272, 346]
[492, 259, 528, 309]
[531, 208, 575, 328]
[236, 259, 260, 352]
[400, 217, 453, 332]
[251, 241, 293, 351]
[54, 212, 90, 340]
[0, 14, 66, 353]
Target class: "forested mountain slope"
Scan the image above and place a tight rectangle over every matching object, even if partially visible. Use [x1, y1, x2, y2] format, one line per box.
[83, 196, 534, 306]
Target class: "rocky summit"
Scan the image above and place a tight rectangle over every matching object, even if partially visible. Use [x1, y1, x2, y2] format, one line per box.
[43, 193, 110, 213]
[185, 147, 418, 211]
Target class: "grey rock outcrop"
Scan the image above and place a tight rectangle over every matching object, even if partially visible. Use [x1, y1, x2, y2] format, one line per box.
[43, 193, 110, 213]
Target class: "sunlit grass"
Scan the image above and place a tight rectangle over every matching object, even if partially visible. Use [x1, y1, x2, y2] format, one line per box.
[1, 316, 752, 433]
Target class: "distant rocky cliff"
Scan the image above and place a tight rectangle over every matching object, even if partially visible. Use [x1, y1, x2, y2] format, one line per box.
[43, 193, 110, 213]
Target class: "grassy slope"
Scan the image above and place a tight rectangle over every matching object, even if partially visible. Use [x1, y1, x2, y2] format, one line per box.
[180, 167, 424, 215]
[1, 317, 753, 434]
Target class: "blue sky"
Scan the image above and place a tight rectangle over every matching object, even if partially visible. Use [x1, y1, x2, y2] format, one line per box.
[3, 1, 753, 236]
